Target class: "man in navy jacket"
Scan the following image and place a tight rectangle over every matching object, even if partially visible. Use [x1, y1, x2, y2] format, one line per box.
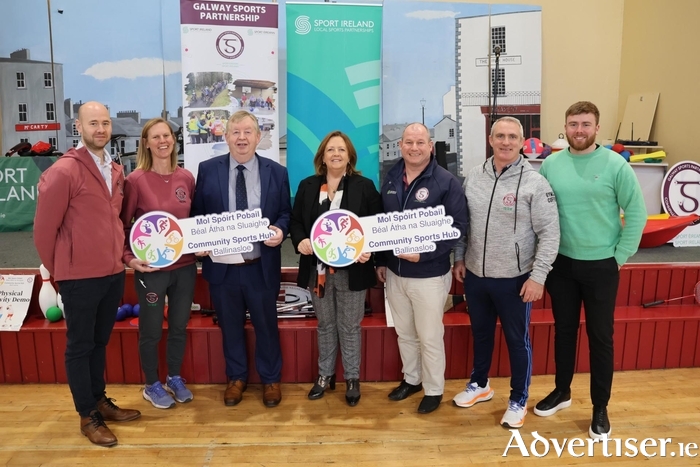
[376, 123, 468, 414]
[191, 110, 290, 408]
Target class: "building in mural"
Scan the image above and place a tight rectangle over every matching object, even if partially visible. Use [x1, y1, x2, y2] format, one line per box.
[0, 49, 66, 155]
[434, 116, 456, 154]
[63, 103, 183, 173]
[456, 10, 542, 175]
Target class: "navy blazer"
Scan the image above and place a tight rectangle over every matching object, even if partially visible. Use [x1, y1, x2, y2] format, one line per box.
[290, 174, 382, 291]
[191, 153, 291, 289]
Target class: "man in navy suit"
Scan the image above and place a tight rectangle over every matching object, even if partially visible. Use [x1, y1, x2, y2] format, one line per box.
[191, 110, 291, 408]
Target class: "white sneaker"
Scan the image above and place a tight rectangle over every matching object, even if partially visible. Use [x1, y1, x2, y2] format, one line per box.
[501, 400, 527, 428]
[452, 380, 494, 408]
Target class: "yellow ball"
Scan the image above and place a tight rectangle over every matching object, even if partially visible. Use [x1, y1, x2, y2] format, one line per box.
[46, 306, 62, 322]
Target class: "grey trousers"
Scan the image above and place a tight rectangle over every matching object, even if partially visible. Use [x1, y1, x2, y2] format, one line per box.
[135, 263, 197, 385]
[310, 269, 366, 380]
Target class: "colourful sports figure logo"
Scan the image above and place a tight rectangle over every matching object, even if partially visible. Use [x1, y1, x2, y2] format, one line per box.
[310, 209, 365, 267]
[130, 211, 184, 268]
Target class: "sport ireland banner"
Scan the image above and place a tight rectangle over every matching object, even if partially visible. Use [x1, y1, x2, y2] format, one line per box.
[286, 2, 382, 196]
[0, 157, 56, 232]
[180, 0, 279, 179]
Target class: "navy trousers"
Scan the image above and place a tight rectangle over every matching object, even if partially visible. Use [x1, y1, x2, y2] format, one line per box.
[209, 261, 282, 383]
[464, 270, 532, 406]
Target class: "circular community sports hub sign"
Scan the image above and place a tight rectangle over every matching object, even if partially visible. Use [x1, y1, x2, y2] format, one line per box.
[661, 161, 700, 216]
[130, 211, 185, 268]
[310, 209, 365, 267]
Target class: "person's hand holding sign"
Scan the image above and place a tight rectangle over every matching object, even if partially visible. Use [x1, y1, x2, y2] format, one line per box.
[298, 238, 313, 255]
[264, 225, 284, 247]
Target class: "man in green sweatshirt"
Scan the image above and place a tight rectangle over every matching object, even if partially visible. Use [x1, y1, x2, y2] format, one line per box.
[534, 101, 646, 440]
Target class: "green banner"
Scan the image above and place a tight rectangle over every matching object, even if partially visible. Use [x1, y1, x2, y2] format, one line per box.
[286, 2, 382, 196]
[0, 157, 56, 232]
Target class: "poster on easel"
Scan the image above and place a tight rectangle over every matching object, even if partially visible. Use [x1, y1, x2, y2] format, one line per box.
[0, 274, 34, 331]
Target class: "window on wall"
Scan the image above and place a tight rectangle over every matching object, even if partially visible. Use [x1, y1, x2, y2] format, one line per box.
[46, 103, 55, 121]
[491, 68, 506, 96]
[44, 72, 53, 88]
[513, 115, 542, 140]
[135, 140, 140, 150]
[449, 128, 455, 138]
[110, 140, 117, 156]
[120, 140, 125, 154]
[49, 137, 57, 148]
[72, 123, 79, 136]
[72, 139, 80, 147]
[16, 72, 26, 88]
[492, 26, 506, 54]
[531, 114, 541, 139]
[18, 103, 28, 122]
[20, 138, 29, 143]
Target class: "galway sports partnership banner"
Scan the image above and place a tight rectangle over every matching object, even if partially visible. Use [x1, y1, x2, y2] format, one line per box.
[286, 2, 382, 196]
[180, 0, 279, 179]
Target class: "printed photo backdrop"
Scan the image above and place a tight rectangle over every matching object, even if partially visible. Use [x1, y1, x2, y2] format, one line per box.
[0, 0, 541, 230]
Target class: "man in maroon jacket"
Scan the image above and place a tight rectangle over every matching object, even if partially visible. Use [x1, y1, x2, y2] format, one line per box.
[34, 101, 140, 447]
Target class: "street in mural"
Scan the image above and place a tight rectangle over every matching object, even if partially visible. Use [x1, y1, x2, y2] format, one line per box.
[0, 0, 540, 180]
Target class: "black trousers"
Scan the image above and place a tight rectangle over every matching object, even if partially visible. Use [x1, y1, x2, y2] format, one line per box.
[135, 263, 197, 385]
[545, 254, 619, 407]
[58, 271, 125, 417]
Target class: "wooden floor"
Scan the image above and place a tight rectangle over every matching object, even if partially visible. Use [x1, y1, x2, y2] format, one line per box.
[1, 369, 699, 466]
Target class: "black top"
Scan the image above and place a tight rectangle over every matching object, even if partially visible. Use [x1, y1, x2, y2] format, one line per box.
[290, 174, 382, 291]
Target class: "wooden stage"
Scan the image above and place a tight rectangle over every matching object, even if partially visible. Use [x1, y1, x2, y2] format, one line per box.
[1, 263, 700, 464]
[1, 263, 700, 385]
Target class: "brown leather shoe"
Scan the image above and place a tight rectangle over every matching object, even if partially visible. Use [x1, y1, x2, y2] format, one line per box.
[97, 396, 141, 422]
[224, 380, 247, 406]
[80, 411, 117, 447]
[263, 383, 282, 407]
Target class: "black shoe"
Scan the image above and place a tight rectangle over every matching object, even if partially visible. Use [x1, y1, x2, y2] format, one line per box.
[417, 395, 442, 414]
[589, 406, 611, 439]
[533, 388, 571, 417]
[388, 380, 423, 401]
[308, 374, 336, 400]
[345, 379, 361, 407]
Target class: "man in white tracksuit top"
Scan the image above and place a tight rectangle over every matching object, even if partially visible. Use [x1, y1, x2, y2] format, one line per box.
[452, 116, 560, 428]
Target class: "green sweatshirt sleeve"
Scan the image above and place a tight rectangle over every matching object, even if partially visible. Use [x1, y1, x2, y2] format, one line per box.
[614, 163, 646, 265]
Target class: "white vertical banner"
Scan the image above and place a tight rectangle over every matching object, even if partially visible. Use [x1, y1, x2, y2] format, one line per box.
[180, 0, 279, 179]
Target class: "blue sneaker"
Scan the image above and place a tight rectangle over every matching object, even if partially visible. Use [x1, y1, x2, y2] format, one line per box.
[166, 375, 193, 403]
[143, 381, 176, 409]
